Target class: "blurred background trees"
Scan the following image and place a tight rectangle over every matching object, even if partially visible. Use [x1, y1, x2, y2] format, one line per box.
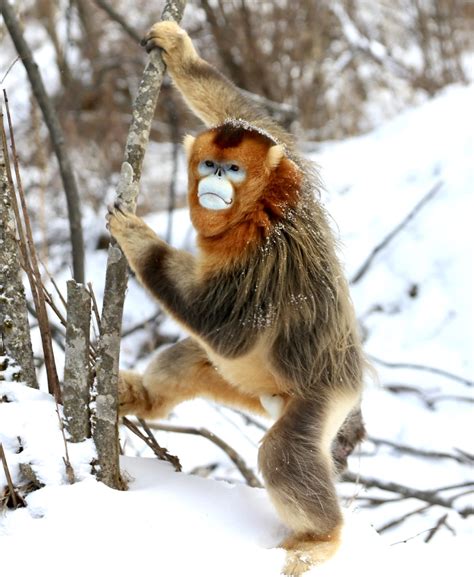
[1, 0, 471, 221]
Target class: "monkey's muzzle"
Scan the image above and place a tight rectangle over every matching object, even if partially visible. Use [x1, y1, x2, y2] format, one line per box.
[197, 175, 234, 210]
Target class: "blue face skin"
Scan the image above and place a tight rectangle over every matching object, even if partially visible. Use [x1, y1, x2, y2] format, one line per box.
[197, 160, 247, 211]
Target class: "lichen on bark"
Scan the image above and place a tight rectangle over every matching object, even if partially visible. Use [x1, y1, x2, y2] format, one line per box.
[0, 141, 37, 388]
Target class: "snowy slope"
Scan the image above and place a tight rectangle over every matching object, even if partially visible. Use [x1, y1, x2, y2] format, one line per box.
[0, 382, 470, 577]
[1, 85, 473, 574]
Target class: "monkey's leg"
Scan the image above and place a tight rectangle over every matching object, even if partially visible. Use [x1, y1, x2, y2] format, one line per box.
[119, 338, 265, 419]
[258, 392, 359, 576]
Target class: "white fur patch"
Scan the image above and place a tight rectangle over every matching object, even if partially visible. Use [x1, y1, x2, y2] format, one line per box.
[260, 394, 284, 419]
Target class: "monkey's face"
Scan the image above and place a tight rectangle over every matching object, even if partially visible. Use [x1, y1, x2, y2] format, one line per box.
[184, 128, 299, 239]
[195, 158, 246, 211]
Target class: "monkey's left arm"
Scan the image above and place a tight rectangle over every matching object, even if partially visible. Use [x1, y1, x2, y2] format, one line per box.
[107, 205, 196, 327]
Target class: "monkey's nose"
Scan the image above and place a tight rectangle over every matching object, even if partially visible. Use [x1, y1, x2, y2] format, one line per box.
[215, 168, 223, 177]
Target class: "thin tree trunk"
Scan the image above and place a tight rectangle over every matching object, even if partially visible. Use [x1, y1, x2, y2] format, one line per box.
[0, 0, 85, 283]
[0, 118, 37, 389]
[63, 280, 91, 442]
[94, 0, 186, 490]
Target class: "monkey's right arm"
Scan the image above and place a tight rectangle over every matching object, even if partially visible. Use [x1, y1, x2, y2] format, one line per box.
[142, 22, 294, 150]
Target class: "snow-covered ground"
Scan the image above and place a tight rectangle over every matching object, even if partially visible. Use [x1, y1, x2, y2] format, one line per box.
[1, 84, 473, 575]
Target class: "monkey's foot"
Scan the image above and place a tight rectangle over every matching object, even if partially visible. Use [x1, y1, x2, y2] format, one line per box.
[118, 370, 151, 417]
[280, 527, 341, 576]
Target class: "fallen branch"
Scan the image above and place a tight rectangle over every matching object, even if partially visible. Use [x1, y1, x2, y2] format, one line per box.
[351, 180, 443, 284]
[145, 422, 263, 488]
[0, 0, 85, 283]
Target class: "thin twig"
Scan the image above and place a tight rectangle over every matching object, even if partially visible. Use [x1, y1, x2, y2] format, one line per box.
[424, 513, 451, 543]
[369, 436, 473, 465]
[0, 1, 85, 282]
[0, 443, 21, 508]
[372, 355, 473, 387]
[87, 282, 102, 334]
[3, 91, 60, 400]
[93, 0, 142, 44]
[0, 56, 20, 85]
[145, 422, 263, 488]
[122, 417, 181, 472]
[121, 311, 162, 339]
[351, 181, 443, 284]
[378, 504, 432, 533]
[343, 472, 474, 514]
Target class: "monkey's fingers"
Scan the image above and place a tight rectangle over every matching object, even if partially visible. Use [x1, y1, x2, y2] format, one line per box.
[141, 21, 183, 54]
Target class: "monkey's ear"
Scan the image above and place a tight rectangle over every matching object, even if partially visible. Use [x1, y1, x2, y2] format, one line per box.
[183, 134, 196, 159]
[266, 144, 285, 169]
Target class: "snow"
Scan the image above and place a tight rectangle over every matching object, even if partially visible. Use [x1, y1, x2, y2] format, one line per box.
[1, 85, 473, 574]
[0, 383, 470, 576]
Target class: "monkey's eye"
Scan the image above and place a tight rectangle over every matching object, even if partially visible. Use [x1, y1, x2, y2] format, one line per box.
[198, 160, 217, 176]
[225, 163, 246, 183]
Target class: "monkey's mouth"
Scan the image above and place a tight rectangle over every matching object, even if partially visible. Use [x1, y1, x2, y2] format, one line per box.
[198, 191, 233, 211]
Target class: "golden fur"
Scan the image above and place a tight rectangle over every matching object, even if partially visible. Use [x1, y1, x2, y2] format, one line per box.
[107, 21, 367, 576]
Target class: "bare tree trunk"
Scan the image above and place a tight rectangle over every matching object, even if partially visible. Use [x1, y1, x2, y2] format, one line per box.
[0, 120, 37, 389]
[0, 0, 85, 283]
[62, 280, 91, 442]
[94, 0, 186, 490]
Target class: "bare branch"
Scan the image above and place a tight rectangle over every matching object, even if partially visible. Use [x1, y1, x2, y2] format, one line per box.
[0, 1, 85, 282]
[122, 417, 182, 472]
[92, 0, 142, 44]
[94, 0, 186, 491]
[343, 472, 474, 515]
[424, 513, 452, 543]
[0, 109, 37, 389]
[0, 443, 26, 509]
[2, 92, 61, 402]
[351, 181, 443, 284]
[369, 436, 473, 465]
[0, 56, 20, 85]
[371, 355, 473, 387]
[146, 422, 263, 488]
[379, 504, 432, 533]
